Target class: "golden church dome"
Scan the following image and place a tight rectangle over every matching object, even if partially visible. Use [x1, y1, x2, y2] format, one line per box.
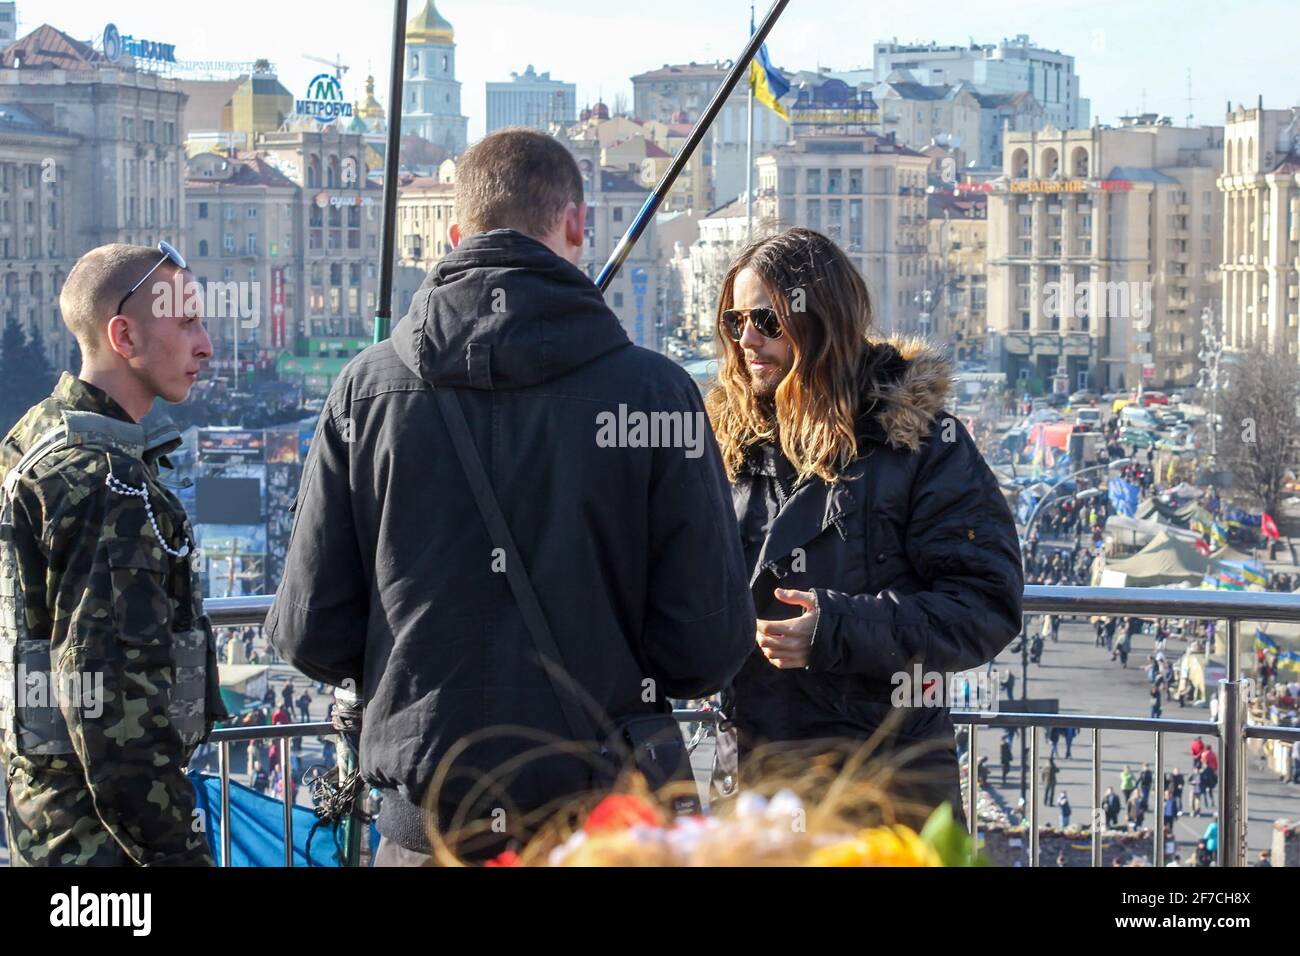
[407, 1, 454, 44]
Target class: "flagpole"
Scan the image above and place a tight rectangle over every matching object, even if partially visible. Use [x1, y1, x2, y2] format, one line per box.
[746, 3, 755, 242]
[746, 76, 755, 241]
[374, 0, 409, 345]
[597, 0, 790, 291]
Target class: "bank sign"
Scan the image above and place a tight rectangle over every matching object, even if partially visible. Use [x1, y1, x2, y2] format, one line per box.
[103, 24, 177, 64]
[296, 75, 353, 124]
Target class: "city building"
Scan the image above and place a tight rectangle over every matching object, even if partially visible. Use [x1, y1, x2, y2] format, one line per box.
[566, 112, 711, 214]
[926, 187, 988, 363]
[874, 81, 982, 166]
[754, 132, 932, 335]
[873, 36, 1088, 130]
[0, 23, 187, 368]
[1218, 100, 1300, 357]
[0, 3, 17, 46]
[985, 117, 1223, 392]
[486, 65, 576, 134]
[0, 102, 77, 369]
[563, 137, 663, 346]
[401, 0, 467, 155]
[393, 160, 456, 318]
[181, 64, 293, 155]
[785, 70, 880, 139]
[631, 61, 789, 207]
[184, 151, 299, 373]
[254, 129, 384, 345]
[680, 197, 751, 349]
[973, 91, 1044, 169]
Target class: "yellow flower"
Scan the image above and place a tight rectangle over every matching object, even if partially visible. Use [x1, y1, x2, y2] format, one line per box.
[807, 825, 943, 867]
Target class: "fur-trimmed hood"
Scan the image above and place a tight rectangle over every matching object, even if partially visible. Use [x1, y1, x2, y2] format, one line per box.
[859, 335, 955, 453]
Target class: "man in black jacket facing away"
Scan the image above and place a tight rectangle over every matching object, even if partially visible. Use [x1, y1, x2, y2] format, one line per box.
[267, 128, 754, 864]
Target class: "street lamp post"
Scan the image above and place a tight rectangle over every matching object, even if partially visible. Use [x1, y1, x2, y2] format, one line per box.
[1021, 459, 1132, 546]
[913, 288, 933, 338]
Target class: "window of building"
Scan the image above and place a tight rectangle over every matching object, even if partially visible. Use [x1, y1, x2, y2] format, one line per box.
[613, 292, 624, 307]
[143, 120, 155, 142]
[806, 169, 821, 194]
[198, 202, 208, 219]
[613, 207, 623, 223]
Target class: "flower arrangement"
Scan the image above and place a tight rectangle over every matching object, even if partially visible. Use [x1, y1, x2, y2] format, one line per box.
[483, 789, 985, 867]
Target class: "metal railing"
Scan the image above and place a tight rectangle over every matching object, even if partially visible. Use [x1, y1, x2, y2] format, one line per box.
[204, 586, 1300, 867]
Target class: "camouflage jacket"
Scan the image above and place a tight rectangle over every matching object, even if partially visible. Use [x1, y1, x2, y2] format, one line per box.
[0, 373, 227, 866]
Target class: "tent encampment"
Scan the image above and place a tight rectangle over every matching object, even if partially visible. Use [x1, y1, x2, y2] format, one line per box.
[1097, 531, 1214, 587]
[219, 664, 270, 717]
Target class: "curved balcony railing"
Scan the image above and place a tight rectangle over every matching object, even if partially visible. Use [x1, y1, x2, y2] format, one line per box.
[204, 586, 1300, 867]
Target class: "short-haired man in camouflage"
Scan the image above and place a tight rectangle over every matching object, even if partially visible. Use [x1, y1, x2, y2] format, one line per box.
[0, 243, 226, 865]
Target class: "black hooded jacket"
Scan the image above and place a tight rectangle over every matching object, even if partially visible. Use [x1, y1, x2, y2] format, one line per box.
[266, 230, 754, 850]
[726, 337, 1023, 820]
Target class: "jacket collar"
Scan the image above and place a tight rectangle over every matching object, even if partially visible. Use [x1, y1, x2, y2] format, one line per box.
[52, 373, 182, 465]
[54, 372, 134, 423]
[749, 454, 867, 588]
[858, 336, 954, 451]
[743, 336, 952, 588]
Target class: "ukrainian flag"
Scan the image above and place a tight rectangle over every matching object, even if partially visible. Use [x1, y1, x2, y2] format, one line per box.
[749, 29, 790, 121]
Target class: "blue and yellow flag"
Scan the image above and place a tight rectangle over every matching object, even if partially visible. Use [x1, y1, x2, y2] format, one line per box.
[749, 17, 790, 121]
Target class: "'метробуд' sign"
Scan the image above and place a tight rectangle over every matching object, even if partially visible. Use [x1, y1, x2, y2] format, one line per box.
[295, 74, 354, 124]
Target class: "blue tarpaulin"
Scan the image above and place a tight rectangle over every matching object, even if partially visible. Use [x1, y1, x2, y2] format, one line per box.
[189, 770, 343, 867]
[1109, 477, 1139, 517]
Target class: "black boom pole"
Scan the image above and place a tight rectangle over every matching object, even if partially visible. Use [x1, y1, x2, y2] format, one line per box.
[596, 0, 791, 291]
[375, 0, 409, 344]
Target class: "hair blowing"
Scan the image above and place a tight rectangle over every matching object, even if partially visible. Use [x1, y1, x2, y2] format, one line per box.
[706, 228, 880, 485]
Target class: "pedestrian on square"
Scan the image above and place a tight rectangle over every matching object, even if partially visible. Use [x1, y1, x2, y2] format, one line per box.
[1058, 791, 1071, 830]
[1139, 763, 1153, 811]
[1102, 787, 1121, 829]
[1170, 768, 1185, 814]
[1127, 789, 1146, 831]
[1203, 745, 1218, 772]
[1120, 764, 1137, 804]
[1000, 738, 1013, 786]
[1200, 763, 1217, 810]
[1042, 755, 1059, 806]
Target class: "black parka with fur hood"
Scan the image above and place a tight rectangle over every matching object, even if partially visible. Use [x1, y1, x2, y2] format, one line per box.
[725, 337, 1023, 818]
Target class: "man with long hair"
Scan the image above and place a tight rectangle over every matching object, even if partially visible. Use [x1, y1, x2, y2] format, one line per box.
[706, 228, 1023, 828]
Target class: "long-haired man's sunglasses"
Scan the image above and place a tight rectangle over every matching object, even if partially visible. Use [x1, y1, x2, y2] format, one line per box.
[114, 240, 187, 316]
[722, 307, 783, 342]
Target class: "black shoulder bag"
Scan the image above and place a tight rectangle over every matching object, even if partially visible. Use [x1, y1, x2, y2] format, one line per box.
[434, 387, 700, 815]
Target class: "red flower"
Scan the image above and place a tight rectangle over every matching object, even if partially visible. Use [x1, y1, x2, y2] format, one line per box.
[485, 850, 522, 867]
[583, 794, 663, 834]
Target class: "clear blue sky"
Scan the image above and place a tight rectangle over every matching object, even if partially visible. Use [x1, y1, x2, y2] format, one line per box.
[27, 0, 1300, 142]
